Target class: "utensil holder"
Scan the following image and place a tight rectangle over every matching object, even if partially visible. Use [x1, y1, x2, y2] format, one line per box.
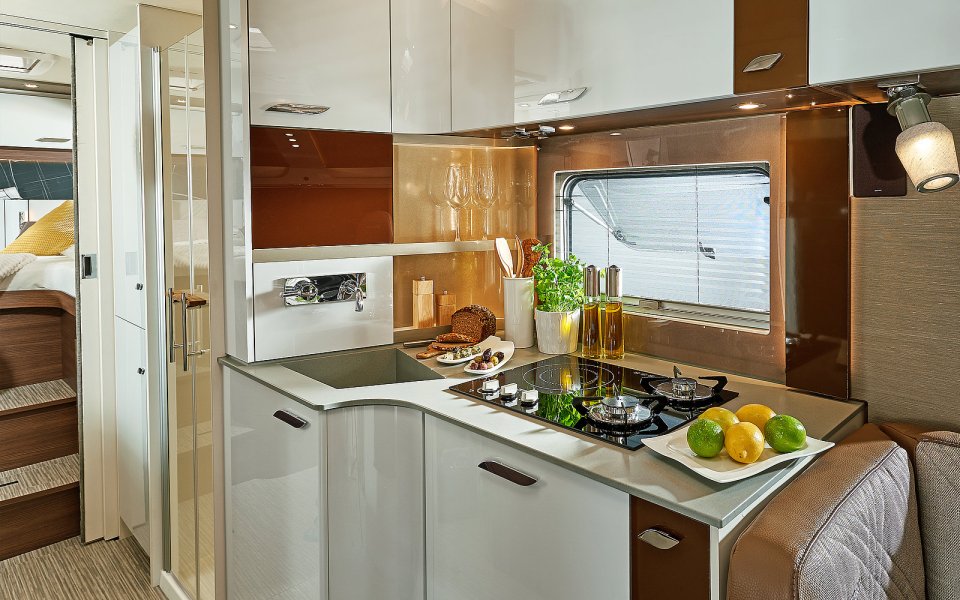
[503, 276, 535, 348]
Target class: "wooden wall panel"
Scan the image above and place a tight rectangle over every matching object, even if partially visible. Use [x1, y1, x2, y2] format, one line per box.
[851, 98, 960, 429]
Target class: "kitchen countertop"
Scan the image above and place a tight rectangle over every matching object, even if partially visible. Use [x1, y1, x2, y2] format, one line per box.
[220, 343, 864, 529]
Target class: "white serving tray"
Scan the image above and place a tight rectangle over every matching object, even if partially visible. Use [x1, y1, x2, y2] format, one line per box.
[462, 339, 515, 375]
[644, 423, 834, 484]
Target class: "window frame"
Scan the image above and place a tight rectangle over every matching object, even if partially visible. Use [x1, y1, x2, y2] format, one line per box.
[555, 161, 772, 332]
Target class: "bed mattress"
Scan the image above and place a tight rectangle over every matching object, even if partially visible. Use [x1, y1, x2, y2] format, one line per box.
[0, 255, 76, 297]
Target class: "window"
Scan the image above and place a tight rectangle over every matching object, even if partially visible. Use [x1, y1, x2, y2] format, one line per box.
[557, 163, 771, 330]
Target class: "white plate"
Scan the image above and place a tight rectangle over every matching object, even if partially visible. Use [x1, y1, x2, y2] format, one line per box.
[434, 340, 489, 365]
[462, 339, 515, 375]
[644, 423, 834, 484]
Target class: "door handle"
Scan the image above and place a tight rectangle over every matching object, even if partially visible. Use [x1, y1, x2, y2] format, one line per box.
[180, 291, 188, 372]
[478, 460, 538, 487]
[167, 288, 179, 364]
[638, 528, 681, 550]
[273, 410, 308, 429]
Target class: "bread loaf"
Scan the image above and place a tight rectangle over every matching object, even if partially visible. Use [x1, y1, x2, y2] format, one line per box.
[449, 305, 496, 343]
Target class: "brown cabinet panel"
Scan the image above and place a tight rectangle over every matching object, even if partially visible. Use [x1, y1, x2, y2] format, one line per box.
[734, 0, 808, 93]
[0, 486, 81, 560]
[250, 127, 394, 249]
[0, 401, 79, 471]
[631, 495, 711, 600]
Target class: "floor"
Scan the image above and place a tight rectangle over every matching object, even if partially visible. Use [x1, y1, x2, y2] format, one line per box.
[0, 536, 163, 600]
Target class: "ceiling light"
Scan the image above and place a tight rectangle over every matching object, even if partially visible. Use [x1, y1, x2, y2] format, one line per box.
[886, 84, 959, 193]
[610, 132, 622, 136]
[735, 102, 764, 110]
[289, 138, 297, 142]
[291, 144, 300, 148]
[810, 101, 817, 106]
[519, 103, 529, 108]
[285, 133, 293, 137]
[23, 83, 38, 89]
[558, 125, 575, 131]
[786, 93, 795, 99]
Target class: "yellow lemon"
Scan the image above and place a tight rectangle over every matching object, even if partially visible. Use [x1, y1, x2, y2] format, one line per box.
[698, 407, 739, 433]
[735, 404, 777, 432]
[725, 422, 765, 464]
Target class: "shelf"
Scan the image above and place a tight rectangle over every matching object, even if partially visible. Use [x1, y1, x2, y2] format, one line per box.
[252, 240, 495, 263]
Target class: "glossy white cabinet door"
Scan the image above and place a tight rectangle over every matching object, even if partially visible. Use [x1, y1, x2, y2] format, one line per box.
[115, 317, 149, 552]
[327, 406, 425, 600]
[810, 0, 960, 85]
[392, 0, 451, 134]
[451, 0, 733, 131]
[248, 0, 392, 132]
[226, 370, 326, 600]
[425, 416, 630, 600]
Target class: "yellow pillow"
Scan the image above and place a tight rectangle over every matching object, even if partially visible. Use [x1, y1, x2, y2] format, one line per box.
[1, 200, 75, 256]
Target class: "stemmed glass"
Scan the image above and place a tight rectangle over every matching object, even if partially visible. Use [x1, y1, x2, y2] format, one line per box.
[473, 161, 498, 240]
[442, 163, 471, 242]
[427, 164, 449, 240]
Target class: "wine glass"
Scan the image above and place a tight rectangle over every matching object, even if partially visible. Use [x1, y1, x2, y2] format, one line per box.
[442, 163, 470, 242]
[474, 162, 498, 240]
[427, 164, 449, 240]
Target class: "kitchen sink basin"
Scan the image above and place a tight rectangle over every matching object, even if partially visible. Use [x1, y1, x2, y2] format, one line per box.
[282, 348, 443, 389]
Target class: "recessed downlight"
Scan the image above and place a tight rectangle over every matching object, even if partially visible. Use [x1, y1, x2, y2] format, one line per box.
[786, 93, 795, 99]
[23, 82, 38, 89]
[289, 138, 297, 142]
[285, 133, 293, 137]
[610, 132, 622, 136]
[735, 102, 765, 110]
[558, 124, 575, 131]
[291, 144, 300, 148]
[810, 101, 817, 106]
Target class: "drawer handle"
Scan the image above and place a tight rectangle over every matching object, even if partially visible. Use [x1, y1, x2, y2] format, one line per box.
[273, 410, 308, 429]
[266, 103, 330, 115]
[478, 460, 538, 487]
[742, 52, 783, 73]
[638, 528, 681, 550]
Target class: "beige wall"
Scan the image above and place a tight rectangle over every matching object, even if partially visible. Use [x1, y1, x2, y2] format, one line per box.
[851, 97, 960, 430]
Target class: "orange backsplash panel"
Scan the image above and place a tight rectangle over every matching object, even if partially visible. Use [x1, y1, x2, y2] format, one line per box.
[250, 127, 394, 248]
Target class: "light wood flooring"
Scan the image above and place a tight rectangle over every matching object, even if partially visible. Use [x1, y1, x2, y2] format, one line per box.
[0, 536, 163, 600]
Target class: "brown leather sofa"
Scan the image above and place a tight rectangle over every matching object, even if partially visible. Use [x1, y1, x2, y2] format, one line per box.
[727, 423, 960, 600]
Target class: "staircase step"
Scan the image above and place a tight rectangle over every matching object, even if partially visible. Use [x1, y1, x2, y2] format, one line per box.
[0, 454, 81, 507]
[0, 380, 76, 418]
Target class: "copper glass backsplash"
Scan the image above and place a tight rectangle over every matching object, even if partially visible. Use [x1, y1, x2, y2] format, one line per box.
[250, 127, 394, 248]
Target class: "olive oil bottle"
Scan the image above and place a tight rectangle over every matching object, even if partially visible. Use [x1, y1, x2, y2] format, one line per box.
[603, 265, 624, 359]
[581, 265, 602, 358]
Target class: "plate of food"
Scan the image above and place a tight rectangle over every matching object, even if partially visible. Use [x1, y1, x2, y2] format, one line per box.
[463, 339, 515, 375]
[643, 404, 834, 484]
[436, 340, 489, 364]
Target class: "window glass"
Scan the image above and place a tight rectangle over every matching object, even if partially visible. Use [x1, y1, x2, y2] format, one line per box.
[562, 164, 770, 315]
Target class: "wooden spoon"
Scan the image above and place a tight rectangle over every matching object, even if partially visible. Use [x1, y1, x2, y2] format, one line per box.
[515, 235, 524, 278]
[495, 237, 514, 278]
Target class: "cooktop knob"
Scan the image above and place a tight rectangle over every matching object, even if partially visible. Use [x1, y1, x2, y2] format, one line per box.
[520, 389, 539, 406]
[481, 379, 500, 393]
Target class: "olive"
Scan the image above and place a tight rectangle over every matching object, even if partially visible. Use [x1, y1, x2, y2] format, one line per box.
[482, 348, 493, 361]
[493, 352, 505, 361]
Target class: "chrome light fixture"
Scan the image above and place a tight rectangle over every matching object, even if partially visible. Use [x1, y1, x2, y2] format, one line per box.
[886, 85, 959, 193]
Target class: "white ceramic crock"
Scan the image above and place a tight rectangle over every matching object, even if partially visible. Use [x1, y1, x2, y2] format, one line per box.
[535, 308, 581, 354]
[503, 277, 535, 348]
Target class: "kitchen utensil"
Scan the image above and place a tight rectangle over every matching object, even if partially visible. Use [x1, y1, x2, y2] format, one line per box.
[412, 277, 435, 328]
[402, 339, 434, 348]
[495, 237, 514, 278]
[644, 425, 834, 484]
[416, 347, 446, 359]
[436, 290, 456, 326]
[520, 238, 542, 278]
[515, 235, 524, 277]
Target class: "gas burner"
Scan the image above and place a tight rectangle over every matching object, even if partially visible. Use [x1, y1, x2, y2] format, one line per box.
[643, 375, 730, 409]
[522, 363, 617, 394]
[587, 402, 653, 430]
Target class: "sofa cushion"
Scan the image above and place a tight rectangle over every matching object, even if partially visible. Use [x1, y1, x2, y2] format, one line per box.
[914, 431, 960, 600]
[727, 425, 926, 600]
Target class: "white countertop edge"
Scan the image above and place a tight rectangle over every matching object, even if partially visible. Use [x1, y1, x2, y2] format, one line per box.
[219, 354, 864, 528]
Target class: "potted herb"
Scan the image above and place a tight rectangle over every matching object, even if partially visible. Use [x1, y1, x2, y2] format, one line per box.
[531, 244, 585, 354]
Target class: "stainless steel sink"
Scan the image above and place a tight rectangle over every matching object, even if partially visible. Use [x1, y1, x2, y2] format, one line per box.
[282, 347, 443, 389]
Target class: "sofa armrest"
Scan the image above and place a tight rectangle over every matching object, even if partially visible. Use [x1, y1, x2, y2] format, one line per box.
[915, 431, 960, 600]
[727, 424, 926, 600]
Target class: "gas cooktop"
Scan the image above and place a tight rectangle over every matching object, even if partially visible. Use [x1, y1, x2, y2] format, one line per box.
[447, 355, 738, 451]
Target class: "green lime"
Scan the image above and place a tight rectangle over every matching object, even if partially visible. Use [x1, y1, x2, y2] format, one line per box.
[764, 414, 807, 453]
[687, 419, 725, 458]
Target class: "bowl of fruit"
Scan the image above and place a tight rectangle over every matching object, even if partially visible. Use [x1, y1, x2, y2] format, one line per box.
[644, 403, 835, 484]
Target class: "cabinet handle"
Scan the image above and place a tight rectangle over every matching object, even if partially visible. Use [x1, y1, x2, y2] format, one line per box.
[478, 460, 538, 487]
[266, 103, 330, 115]
[273, 410, 308, 429]
[742, 52, 783, 73]
[537, 86, 588, 106]
[638, 528, 681, 550]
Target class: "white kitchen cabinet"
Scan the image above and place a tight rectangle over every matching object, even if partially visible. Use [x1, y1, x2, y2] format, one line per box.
[809, 0, 960, 85]
[391, 0, 452, 134]
[424, 415, 631, 600]
[451, 0, 733, 131]
[247, 0, 392, 132]
[115, 316, 149, 552]
[327, 406, 425, 600]
[226, 370, 326, 600]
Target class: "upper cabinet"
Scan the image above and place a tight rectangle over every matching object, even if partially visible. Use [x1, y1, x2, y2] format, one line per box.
[247, 0, 392, 132]
[809, 0, 960, 85]
[734, 0, 808, 93]
[450, 0, 734, 132]
[391, 0, 452, 134]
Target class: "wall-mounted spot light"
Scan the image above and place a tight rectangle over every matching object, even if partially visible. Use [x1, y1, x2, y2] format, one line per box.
[610, 132, 622, 136]
[558, 124, 575, 131]
[735, 102, 764, 110]
[886, 84, 959, 193]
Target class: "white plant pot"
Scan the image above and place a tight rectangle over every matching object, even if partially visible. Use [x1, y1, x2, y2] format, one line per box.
[503, 277, 535, 348]
[535, 308, 581, 355]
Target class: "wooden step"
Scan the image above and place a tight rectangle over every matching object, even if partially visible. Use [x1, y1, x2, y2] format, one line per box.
[0, 380, 78, 471]
[0, 454, 81, 560]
